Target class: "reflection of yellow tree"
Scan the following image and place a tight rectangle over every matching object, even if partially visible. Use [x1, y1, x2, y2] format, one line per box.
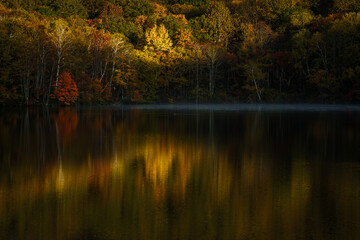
[128, 132, 202, 202]
[1, 110, 360, 240]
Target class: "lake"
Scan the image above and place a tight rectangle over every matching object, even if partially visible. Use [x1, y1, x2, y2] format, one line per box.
[0, 104, 360, 240]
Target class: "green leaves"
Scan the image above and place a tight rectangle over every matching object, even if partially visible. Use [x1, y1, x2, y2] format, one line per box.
[290, 8, 314, 28]
[207, 2, 234, 45]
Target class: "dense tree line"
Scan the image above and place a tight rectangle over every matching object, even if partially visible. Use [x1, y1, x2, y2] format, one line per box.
[1, 0, 360, 104]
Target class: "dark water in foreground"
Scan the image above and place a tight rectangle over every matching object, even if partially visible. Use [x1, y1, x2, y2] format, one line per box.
[0, 104, 360, 240]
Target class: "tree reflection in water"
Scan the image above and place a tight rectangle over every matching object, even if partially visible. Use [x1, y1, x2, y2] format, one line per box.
[0, 106, 359, 240]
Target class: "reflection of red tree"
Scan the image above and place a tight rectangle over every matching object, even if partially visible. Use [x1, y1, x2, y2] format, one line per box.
[56, 108, 79, 144]
[52, 72, 79, 105]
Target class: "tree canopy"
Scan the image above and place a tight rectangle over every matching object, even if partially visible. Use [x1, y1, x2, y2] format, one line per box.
[1, 0, 360, 104]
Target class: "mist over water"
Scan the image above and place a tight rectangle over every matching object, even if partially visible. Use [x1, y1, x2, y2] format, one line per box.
[0, 105, 359, 240]
[116, 103, 360, 112]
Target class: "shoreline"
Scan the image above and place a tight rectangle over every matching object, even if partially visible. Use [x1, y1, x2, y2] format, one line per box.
[2, 102, 360, 112]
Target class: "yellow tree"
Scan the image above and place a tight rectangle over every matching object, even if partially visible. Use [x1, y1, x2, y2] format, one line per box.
[113, 55, 138, 101]
[145, 24, 173, 51]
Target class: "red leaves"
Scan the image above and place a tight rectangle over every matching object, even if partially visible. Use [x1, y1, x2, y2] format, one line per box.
[52, 72, 79, 105]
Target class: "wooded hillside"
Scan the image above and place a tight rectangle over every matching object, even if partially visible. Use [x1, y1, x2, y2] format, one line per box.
[1, 0, 360, 104]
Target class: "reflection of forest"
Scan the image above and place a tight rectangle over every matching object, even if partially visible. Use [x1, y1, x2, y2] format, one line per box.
[0, 107, 359, 240]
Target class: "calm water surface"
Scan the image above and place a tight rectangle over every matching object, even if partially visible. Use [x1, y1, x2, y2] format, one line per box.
[0, 104, 359, 240]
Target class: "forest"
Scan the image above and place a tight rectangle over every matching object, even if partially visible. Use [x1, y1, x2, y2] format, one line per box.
[1, 0, 360, 105]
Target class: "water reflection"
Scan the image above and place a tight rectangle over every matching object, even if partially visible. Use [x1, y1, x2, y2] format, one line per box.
[0, 106, 359, 240]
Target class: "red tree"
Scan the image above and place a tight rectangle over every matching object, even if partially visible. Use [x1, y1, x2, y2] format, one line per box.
[52, 72, 79, 105]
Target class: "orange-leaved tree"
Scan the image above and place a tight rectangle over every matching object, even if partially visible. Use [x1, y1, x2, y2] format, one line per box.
[52, 72, 79, 105]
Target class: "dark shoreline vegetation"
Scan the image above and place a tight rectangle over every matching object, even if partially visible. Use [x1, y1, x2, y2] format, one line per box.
[1, 0, 360, 105]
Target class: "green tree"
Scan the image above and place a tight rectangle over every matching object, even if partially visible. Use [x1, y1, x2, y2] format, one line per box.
[207, 2, 234, 46]
[189, 15, 212, 43]
[0, 16, 27, 102]
[333, 0, 360, 12]
[290, 8, 314, 28]
[291, 29, 313, 89]
[111, 0, 154, 18]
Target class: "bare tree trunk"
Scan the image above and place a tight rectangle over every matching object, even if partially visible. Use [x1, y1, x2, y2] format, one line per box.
[250, 66, 262, 102]
[55, 50, 61, 87]
[196, 59, 199, 103]
[209, 66, 213, 98]
[316, 42, 329, 75]
[206, 46, 219, 98]
[110, 55, 116, 89]
[49, 20, 72, 88]
[99, 61, 108, 82]
[45, 61, 56, 105]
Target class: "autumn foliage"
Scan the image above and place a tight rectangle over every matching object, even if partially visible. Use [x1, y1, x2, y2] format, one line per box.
[1, 1, 360, 104]
[52, 72, 79, 105]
